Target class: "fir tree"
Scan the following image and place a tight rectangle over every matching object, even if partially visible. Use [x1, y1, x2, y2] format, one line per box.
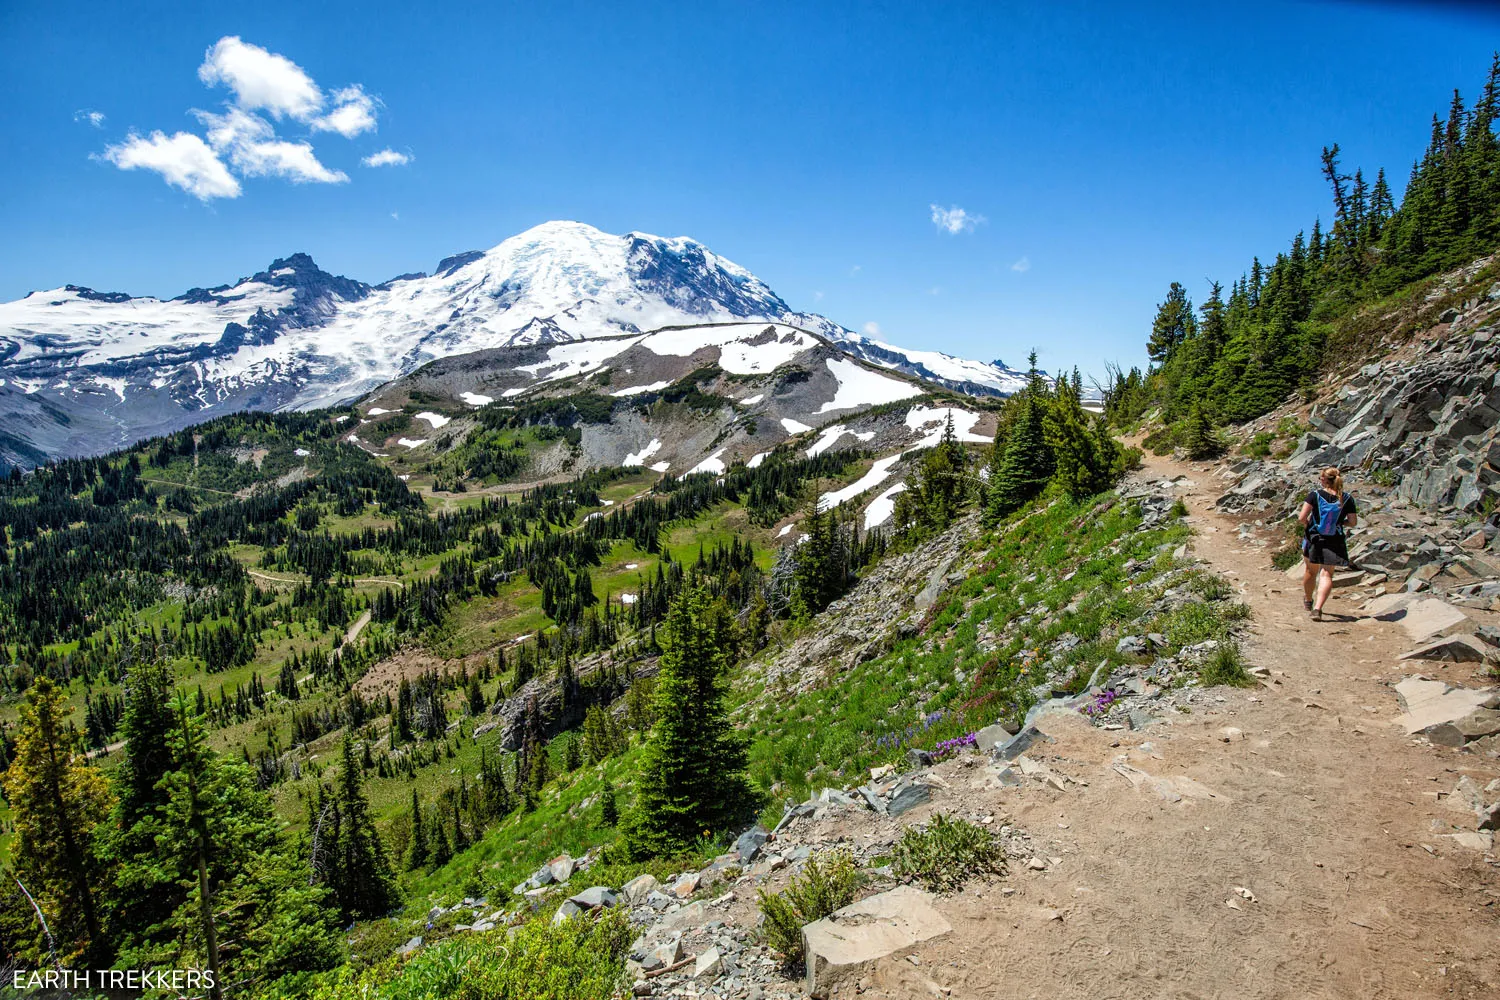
[1183, 402, 1221, 459]
[625, 588, 756, 858]
[405, 788, 429, 870]
[326, 734, 397, 922]
[601, 780, 619, 826]
[986, 362, 1054, 521]
[3, 678, 113, 963]
[1146, 282, 1195, 363]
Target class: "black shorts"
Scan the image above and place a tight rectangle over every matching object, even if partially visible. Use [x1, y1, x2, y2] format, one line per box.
[1303, 532, 1349, 568]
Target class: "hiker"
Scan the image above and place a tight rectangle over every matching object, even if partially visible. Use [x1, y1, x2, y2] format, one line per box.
[1299, 465, 1358, 621]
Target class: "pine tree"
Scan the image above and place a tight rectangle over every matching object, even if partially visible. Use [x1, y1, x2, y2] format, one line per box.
[986, 376, 1054, 522]
[467, 672, 486, 716]
[326, 734, 397, 922]
[1183, 402, 1220, 459]
[564, 734, 582, 772]
[626, 588, 756, 858]
[3, 678, 113, 963]
[601, 780, 619, 826]
[406, 788, 429, 870]
[1146, 282, 1195, 363]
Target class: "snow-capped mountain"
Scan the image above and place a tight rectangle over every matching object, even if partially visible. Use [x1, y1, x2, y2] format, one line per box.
[0, 220, 1029, 466]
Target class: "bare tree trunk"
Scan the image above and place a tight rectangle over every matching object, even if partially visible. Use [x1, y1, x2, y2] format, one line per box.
[196, 847, 224, 1000]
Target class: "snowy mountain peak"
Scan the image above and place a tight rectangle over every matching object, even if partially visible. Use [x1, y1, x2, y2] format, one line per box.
[0, 221, 1032, 467]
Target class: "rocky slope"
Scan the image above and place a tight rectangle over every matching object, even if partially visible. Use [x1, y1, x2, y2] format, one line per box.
[0, 221, 1030, 468]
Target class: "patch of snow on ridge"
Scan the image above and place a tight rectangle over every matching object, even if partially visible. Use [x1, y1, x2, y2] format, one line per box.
[686, 449, 727, 475]
[806, 425, 848, 458]
[624, 439, 662, 466]
[817, 358, 922, 414]
[778, 524, 793, 537]
[414, 411, 451, 429]
[93, 376, 128, 401]
[864, 482, 908, 529]
[620, 593, 637, 605]
[367, 407, 392, 415]
[460, 391, 493, 406]
[819, 454, 901, 512]
[294, 448, 311, 457]
[611, 381, 671, 397]
[397, 438, 427, 449]
[904, 405, 989, 448]
[739, 394, 764, 405]
[746, 452, 768, 468]
[649, 460, 671, 472]
[780, 417, 812, 434]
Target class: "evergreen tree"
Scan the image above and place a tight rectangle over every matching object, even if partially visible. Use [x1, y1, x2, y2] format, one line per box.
[405, 788, 428, 870]
[1183, 402, 1221, 459]
[986, 367, 1054, 522]
[1146, 282, 1195, 363]
[3, 678, 113, 963]
[601, 780, 619, 826]
[626, 588, 756, 858]
[466, 672, 486, 716]
[325, 734, 397, 922]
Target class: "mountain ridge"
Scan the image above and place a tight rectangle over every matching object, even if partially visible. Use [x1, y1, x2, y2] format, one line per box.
[0, 220, 1030, 469]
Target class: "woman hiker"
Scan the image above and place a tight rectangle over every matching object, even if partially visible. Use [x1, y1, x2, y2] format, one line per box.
[1299, 465, 1358, 621]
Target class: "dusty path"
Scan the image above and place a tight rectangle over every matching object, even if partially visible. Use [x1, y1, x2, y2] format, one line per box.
[858, 452, 1499, 999]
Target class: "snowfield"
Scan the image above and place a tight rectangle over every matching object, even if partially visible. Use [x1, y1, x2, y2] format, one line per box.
[623, 439, 662, 466]
[818, 454, 902, 512]
[686, 449, 727, 476]
[459, 391, 494, 406]
[780, 417, 813, 434]
[863, 482, 908, 528]
[414, 411, 451, 429]
[904, 405, 990, 448]
[817, 358, 922, 413]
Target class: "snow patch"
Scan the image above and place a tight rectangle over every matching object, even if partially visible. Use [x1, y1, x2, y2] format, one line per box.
[746, 452, 768, 469]
[687, 449, 727, 475]
[739, 393, 764, 405]
[367, 407, 392, 415]
[294, 448, 311, 457]
[649, 460, 671, 472]
[806, 424, 849, 458]
[780, 417, 812, 434]
[397, 438, 427, 449]
[864, 482, 908, 529]
[611, 380, 671, 397]
[778, 524, 794, 537]
[620, 593, 638, 605]
[502, 387, 527, 398]
[904, 405, 989, 448]
[819, 455, 902, 512]
[414, 411, 451, 429]
[817, 358, 922, 414]
[460, 391, 494, 407]
[624, 438, 662, 466]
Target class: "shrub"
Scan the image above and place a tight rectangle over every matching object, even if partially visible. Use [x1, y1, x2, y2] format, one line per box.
[1272, 547, 1301, 571]
[1168, 498, 1188, 519]
[1199, 641, 1256, 688]
[889, 813, 1006, 893]
[757, 849, 863, 964]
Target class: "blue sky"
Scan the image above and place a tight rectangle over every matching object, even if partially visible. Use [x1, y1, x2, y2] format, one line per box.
[3, 1, 1499, 375]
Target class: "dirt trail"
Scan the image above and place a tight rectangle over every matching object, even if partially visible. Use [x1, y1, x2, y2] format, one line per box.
[857, 451, 1499, 999]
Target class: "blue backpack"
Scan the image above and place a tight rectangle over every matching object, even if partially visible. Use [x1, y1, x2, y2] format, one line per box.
[1311, 492, 1346, 538]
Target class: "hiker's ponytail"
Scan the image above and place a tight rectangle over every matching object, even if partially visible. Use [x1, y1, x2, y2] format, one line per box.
[1320, 466, 1344, 498]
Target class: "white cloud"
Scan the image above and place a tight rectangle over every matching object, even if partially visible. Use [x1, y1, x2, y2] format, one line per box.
[862, 322, 881, 337]
[74, 109, 106, 128]
[196, 107, 346, 184]
[106, 36, 392, 199]
[849, 265, 862, 275]
[1011, 256, 1031, 273]
[316, 85, 378, 137]
[101, 131, 241, 200]
[929, 286, 941, 296]
[812, 290, 824, 302]
[199, 36, 323, 121]
[362, 148, 410, 167]
[930, 203, 985, 234]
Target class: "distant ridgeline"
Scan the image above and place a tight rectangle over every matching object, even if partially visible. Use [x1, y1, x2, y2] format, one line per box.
[1108, 57, 1500, 437]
